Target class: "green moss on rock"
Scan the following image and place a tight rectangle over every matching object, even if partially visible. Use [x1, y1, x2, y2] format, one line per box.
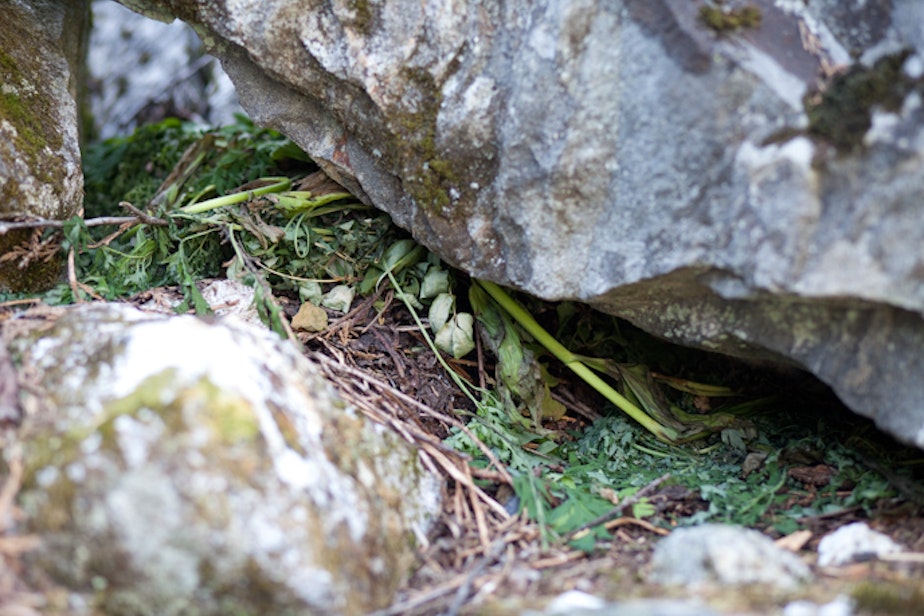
[698, 4, 762, 32]
[805, 50, 919, 153]
[0, 47, 63, 166]
[0, 21, 78, 292]
[349, 0, 374, 34]
[390, 67, 459, 212]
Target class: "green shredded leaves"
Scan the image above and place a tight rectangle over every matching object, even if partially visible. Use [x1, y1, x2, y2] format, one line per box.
[66, 117, 397, 317]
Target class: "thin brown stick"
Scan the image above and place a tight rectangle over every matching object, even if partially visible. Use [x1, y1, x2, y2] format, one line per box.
[530, 549, 586, 570]
[358, 288, 394, 335]
[424, 446, 510, 519]
[445, 536, 508, 616]
[118, 201, 168, 226]
[373, 516, 525, 616]
[603, 516, 670, 536]
[0, 207, 168, 235]
[319, 286, 387, 339]
[67, 247, 82, 304]
[87, 222, 134, 249]
[469, 479, 491, 552]
[563, 473, 671, 542]
[0, 297, 42, 309]
[65, 248, 104, 302]
[310, 351, 514, 485]
[370, 327, 406, 379]
[368, 570, 472, 616]
[550, 388, 601, 422]
[452, 484, 468, 533]
[0, 452, 23, 533]
[351, 400, 467, 459]
[416, 447, 441, 477]
[798, 506, 863, 523]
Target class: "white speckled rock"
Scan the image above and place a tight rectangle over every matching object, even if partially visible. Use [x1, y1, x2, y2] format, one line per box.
[649, 524, 811, 589]
[8, 303, 441, 615]
[817, 522, 904, 567]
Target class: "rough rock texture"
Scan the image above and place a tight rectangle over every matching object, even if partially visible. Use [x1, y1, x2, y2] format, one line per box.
[649, 524, 811, 588]
[88, 0, 241, 140]
[0, 0, 87, 291]
[7, 303, 441, 615]
[533, 594, 721, 616]
[118, 0, 924, 446]
[817, 521, 905, 567]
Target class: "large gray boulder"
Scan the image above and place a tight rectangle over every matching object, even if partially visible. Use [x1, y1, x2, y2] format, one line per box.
[0, 0, 87, 291]
[116, 1, 924, 446]
[8, 303, 441, 614]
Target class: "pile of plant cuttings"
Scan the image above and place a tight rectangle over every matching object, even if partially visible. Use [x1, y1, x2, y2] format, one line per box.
[2, 117, 924, 613]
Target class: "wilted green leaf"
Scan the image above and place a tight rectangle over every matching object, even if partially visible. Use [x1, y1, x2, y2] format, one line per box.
[321, 284, 355, 313]
[434, 313, 475, 359]
[381, 239, 421, 272]
[428, 292, 454, 333]
[632, 500, 656, 519]
[546, 489, 613, 536]
[420, 267, 450, 300]
[539, 383, 567, 420]
[298, 281, 323, 305]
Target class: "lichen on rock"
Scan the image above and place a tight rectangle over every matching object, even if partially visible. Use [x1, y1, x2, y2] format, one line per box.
[0, 0, 87, 291]
[9, 303, 441, 614]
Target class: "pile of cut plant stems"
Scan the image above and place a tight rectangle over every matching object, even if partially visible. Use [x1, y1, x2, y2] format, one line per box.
[2, 117, 922, 613]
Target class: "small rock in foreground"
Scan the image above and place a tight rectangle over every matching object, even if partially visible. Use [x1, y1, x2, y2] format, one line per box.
[8, 303, 441, 615]
[817, 522, 904, 567]
[529, 594, 720, 616]
[783, 595, 855, 616]
[649, 524, 811, 589]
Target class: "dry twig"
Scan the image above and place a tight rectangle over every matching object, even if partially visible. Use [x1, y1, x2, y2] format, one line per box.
[565, 473, 671, 542]
[0, 205, 168, 235]
[311, 351, 513, 486]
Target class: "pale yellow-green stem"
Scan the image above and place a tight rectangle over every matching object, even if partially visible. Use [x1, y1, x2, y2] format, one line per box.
[475, 279, 679, 443]
[180, 177, 292, 214]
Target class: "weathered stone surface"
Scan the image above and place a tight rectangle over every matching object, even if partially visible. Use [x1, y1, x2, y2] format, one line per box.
[7, 303, 441, 615]
[118, 1, 924, 446]
[532, 594, 722, 616]
[0, 0, 87, 291]
[817, 521, 904, 567]
[649, 524, 811, 589]
[88, 0, 241, 140]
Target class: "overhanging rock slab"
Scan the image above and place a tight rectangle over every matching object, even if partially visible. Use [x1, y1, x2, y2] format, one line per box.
[118, 0, 924, 447]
